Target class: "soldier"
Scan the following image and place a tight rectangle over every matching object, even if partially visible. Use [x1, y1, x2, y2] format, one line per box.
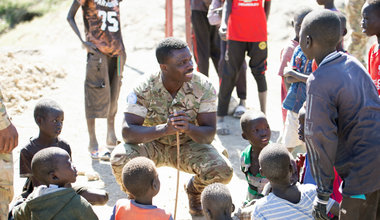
[110, 37, 233, 216]
[0, 88, 18, 220]
[346, 0, 367, 63]
[67, 0, 126, 159]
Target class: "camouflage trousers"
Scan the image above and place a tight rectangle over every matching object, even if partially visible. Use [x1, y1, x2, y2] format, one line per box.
[0, 153, 13, 220]
[110, 141, 233, 193]
[346, 0, 367, 64]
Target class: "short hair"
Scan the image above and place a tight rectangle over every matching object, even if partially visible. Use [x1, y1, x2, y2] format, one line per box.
[240, 110, 267, 133]
[259, 144, 291, 183]
[302, 9, 341, 49]
[122, 157, 157, 198]
[31, 147, 69, 185]
[366, 1, 380, 14]
[155, 37, 188, 64]
[34, 99, 63, 123]
[201, 183, 232, 211]
[293, 7, 313, 24]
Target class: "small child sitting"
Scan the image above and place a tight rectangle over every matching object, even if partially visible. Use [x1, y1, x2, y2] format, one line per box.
[239, 110, 271, 203]
[251, 144, 338, 219]
[362, 1, 380, 95]
[19, 99, 108, 205]
[110, 157, 173, 220]
[201, 183, 234, 220]
[13, 147, 98, 220]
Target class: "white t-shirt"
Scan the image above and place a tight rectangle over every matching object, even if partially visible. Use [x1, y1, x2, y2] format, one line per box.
[251, 184, 335, 220]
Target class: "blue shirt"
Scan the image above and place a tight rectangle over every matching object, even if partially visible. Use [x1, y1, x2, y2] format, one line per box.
[282, 46, 312, 113]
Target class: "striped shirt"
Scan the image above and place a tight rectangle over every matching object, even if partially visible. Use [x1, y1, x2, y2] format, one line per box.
[251, 184, 334, 220]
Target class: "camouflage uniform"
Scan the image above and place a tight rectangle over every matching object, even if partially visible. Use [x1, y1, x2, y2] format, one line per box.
[0, 89, 13, 220]
[111, 71, 233, 193]
[346, 0, 367, 64]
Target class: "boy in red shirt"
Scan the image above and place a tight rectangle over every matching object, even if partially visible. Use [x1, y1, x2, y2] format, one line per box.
[362, 1, 380, 95]
[217, 0, 270, 135]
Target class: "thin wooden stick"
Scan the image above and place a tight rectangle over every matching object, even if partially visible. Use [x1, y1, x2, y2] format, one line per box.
[174, 131, 180, 220]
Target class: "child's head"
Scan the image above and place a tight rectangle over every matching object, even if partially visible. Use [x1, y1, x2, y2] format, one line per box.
[240, 110, 271, 149]
[259, 144, 293, 185]
[34, 99, 64, 138]
[316, 0, 334, 7]
[299, 9, 341, 61]
[292, 7, 313, 41]
[298, 106, 306, 142]
[31, 147, 77, 187]
[122, 157, 160, 199]
[201, 183, 234, 220]
[361, 1, 380, 38]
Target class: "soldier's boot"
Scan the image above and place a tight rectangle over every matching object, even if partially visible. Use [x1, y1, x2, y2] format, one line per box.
[184, 177, 203, 216]
[259, 91, 267, 114]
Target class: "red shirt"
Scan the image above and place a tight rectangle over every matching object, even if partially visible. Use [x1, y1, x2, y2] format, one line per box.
[227, 0, 270, 42]
[114, 199, 172, 220]
[368, 43, 380, 95]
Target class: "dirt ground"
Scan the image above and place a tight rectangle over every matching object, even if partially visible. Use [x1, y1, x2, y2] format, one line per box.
[0, 0, 360, 219]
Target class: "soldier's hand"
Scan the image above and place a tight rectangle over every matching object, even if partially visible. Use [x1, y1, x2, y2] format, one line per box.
[0, 123, 18, 153]
[83, 41, 99, 54]
[168, 111, 191, 133]
[313, 194, 330, 220]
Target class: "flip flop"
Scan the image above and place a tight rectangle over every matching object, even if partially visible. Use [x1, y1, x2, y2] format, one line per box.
[217, 121, 230, 135]
[90, 150, 99, 160]
[99, 151, 111, 161]
[233, 105, 246, 118]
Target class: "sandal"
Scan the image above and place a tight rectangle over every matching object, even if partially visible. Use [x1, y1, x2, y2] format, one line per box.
[90, 150, 99, 160]
[217, 121, 230, 135]
[233, 105, 246, 118]
[99, 151, 111, 161]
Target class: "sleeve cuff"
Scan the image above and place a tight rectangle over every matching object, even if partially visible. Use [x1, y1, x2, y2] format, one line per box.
[0, 113, 11, 130]
[125, 104, 147, 118]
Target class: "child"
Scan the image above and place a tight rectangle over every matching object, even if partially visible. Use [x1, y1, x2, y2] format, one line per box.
[110, 157, 173, 220]
[251, 144, 338, 219]
[13, 147, 98, 220]
[239, 110, 270, 204]
[280, 8, 312, 157]
[201, 183, 234, 220]
[278, 7, 312, 124]
[300, 9, 380, 219]
[362, 1, 380, 95]
[316, 0, 338, 11]
[217, 0, 271, 135]
[19, 99, 108, 205]
[67, 0, 126, 159]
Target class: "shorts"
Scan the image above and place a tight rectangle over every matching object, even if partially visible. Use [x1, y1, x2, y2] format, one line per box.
[85, 52, 126, 119]
[0, 153, 13, 220]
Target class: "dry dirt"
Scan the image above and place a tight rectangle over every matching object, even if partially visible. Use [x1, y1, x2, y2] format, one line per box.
[0, 0, 349, 219]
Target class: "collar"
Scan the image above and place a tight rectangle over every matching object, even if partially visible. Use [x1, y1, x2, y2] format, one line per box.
[319, 51, 341, 67]
[157, 71, 194, 95]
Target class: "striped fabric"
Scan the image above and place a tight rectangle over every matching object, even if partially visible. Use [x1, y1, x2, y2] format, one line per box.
[251, 184, 334, 220]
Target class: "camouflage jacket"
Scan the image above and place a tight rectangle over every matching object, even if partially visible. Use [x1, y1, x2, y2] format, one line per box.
[0, 89, 10, 130]
[125, 71, 217, 146]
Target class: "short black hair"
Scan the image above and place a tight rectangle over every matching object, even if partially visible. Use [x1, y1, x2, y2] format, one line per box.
[293, 7, 313, 24]
[259, 143, 291, 183]
[201, 183, 232, 213]
[240, 110, 267, 133]
[31, 147, 69, 185]
[302, 9, 341, 49]
[122, 157, 157, 198]
[366, 1, 380, 15]
[34, 99, 63, 124]
[155, 37, 188, 64]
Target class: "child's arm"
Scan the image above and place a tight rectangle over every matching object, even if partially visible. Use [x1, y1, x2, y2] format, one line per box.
[264, 0, 271, 21]
[219, 0, 232, 41]
[283, 66, 309, 83]
[66, 0, 98, 54]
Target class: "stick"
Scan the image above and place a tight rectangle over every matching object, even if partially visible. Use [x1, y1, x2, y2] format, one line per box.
[174, 131, 180, 220]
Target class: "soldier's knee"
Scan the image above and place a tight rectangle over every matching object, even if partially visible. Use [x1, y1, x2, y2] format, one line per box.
[214, 160, 233, 184]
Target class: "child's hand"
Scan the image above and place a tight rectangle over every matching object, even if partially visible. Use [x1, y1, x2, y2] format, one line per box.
[82, 41, 99, 54]
[283, 66, 293, 78]
[219, 26, 227, 41]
